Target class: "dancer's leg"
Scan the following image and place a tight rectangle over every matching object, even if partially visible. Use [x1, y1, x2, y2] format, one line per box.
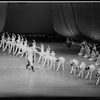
[85, 70, 90, 79]
[70, 66, 74, 74]
[26, 60, 30, 69]
[3, 43, 8, 52]
[96, 77, 100, 86]
[37, 55, 42, 64]
[56, 63, 60, 72]
[48, 60, 53, 69]
[42, 58, 47, 67]
[89, 71, 93, 80]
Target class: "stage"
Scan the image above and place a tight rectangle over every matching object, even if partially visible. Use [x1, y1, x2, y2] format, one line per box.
[0, 42, 100, 97]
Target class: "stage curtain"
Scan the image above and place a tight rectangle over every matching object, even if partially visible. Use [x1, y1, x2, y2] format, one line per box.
[73, 3, 100, 41]
[51, 3, 100, 41]
[0, 3, 7, 33]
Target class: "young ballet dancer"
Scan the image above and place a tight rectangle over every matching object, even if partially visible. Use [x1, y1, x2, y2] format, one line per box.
[84, 44, 91, 58]
[42, 45, 51, 68]
[69, 59, 79, 74]
[37, 43, 45, 64]
[9, 33, 16, 54]
[18, 38, 29, 59]
[77, 62, 86, 78]
[48, 50, 57, 70]
[13, 34, 21, 55]
[89, 49, 97, 61]
[56, 57, 65, 72]
[0, 31, 6, 51]
[17, 46, 36, 72]
[96, 68, 100, 86]
[31, 39, 37, 63]
[85, 64, 96, 80]
[78, 44, 85, 56]
[16, 35, 24, 56]
[3, 33, 11, 53]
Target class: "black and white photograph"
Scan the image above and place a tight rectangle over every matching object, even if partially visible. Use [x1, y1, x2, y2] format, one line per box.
[0, 1, 100, 98]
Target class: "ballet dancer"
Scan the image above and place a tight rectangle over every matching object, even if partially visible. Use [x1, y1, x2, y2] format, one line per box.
[31, 39, 37, 63]
[69, 59, 79, 74]
[0, 31, 6, 51]
[13, 34, 21, 55]
[17, 46, 35, 72]
[84, 44, 91, 58]
[85, 64, 96, 80]
[77, 62, 86, 78]
[18, 38, 29, 59]
[16, 35, 24, 56]
[79, 40, 87, 46]
[3, 33, 11, 53]
[89, 49, 97, 61]
[9, 33, 16, 54]
[78, 44, 85, 56]
[56, 57, 65, 71]
[65, 37, 72, 50]
[48, 50, 57, 70]
[96, 68, 100, 86]
[37, 43, 45, 64]
[95, 52, 100, 66]
[42, 46, 51, 68]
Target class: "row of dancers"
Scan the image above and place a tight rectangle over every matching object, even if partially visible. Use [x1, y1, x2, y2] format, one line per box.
[69, 59, 100, 86]
[0, 31, 65, 72]
[78, 40, 100, 66]
[74, 41, 100, 85]
[62, 39, 100, 85]
[0, 31, 100, 86]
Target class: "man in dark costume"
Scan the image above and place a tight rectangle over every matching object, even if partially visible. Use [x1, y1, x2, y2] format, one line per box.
[65, 37, 73, 50]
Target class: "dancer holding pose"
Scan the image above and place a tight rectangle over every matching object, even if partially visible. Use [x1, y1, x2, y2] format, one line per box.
[9, 33, 16, 54]
[69, 59, 79, 74]
[85, 64, 96, 80]
[0, 31, 6, 51]
[37, 43, 45, 64]
[42, 45, 51, 68]
[56, 57, 65, 72]
[48, 50, 57, 70]
[13, 34, 21, 55]
[17, 46, 36, 72]
[96, 68, 100, 86]
[77, 62, 86, 78]
[3, 33, 11, 53]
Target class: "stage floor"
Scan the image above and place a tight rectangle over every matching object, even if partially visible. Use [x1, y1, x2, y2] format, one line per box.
[0, 42, 100, 97]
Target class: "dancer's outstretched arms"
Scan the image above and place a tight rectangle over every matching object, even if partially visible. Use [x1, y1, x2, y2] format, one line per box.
[36, 51, 40, 56]
[36, 46, 41, 49]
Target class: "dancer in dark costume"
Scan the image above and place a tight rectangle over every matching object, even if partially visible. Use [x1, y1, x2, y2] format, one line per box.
[65, 37, 72, 50]
[26, 50, 35, 72]
[17, 46, 37, 72]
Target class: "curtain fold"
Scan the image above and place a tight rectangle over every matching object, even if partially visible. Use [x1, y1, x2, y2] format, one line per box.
[0, 3, 8, 33]
[51, 3, 100, 41]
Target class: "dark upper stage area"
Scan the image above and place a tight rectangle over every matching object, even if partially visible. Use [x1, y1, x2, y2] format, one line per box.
[1, 2, 100, 43]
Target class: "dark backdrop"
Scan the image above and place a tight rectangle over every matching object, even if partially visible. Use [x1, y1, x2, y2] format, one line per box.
[4, 3, 56, 34]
